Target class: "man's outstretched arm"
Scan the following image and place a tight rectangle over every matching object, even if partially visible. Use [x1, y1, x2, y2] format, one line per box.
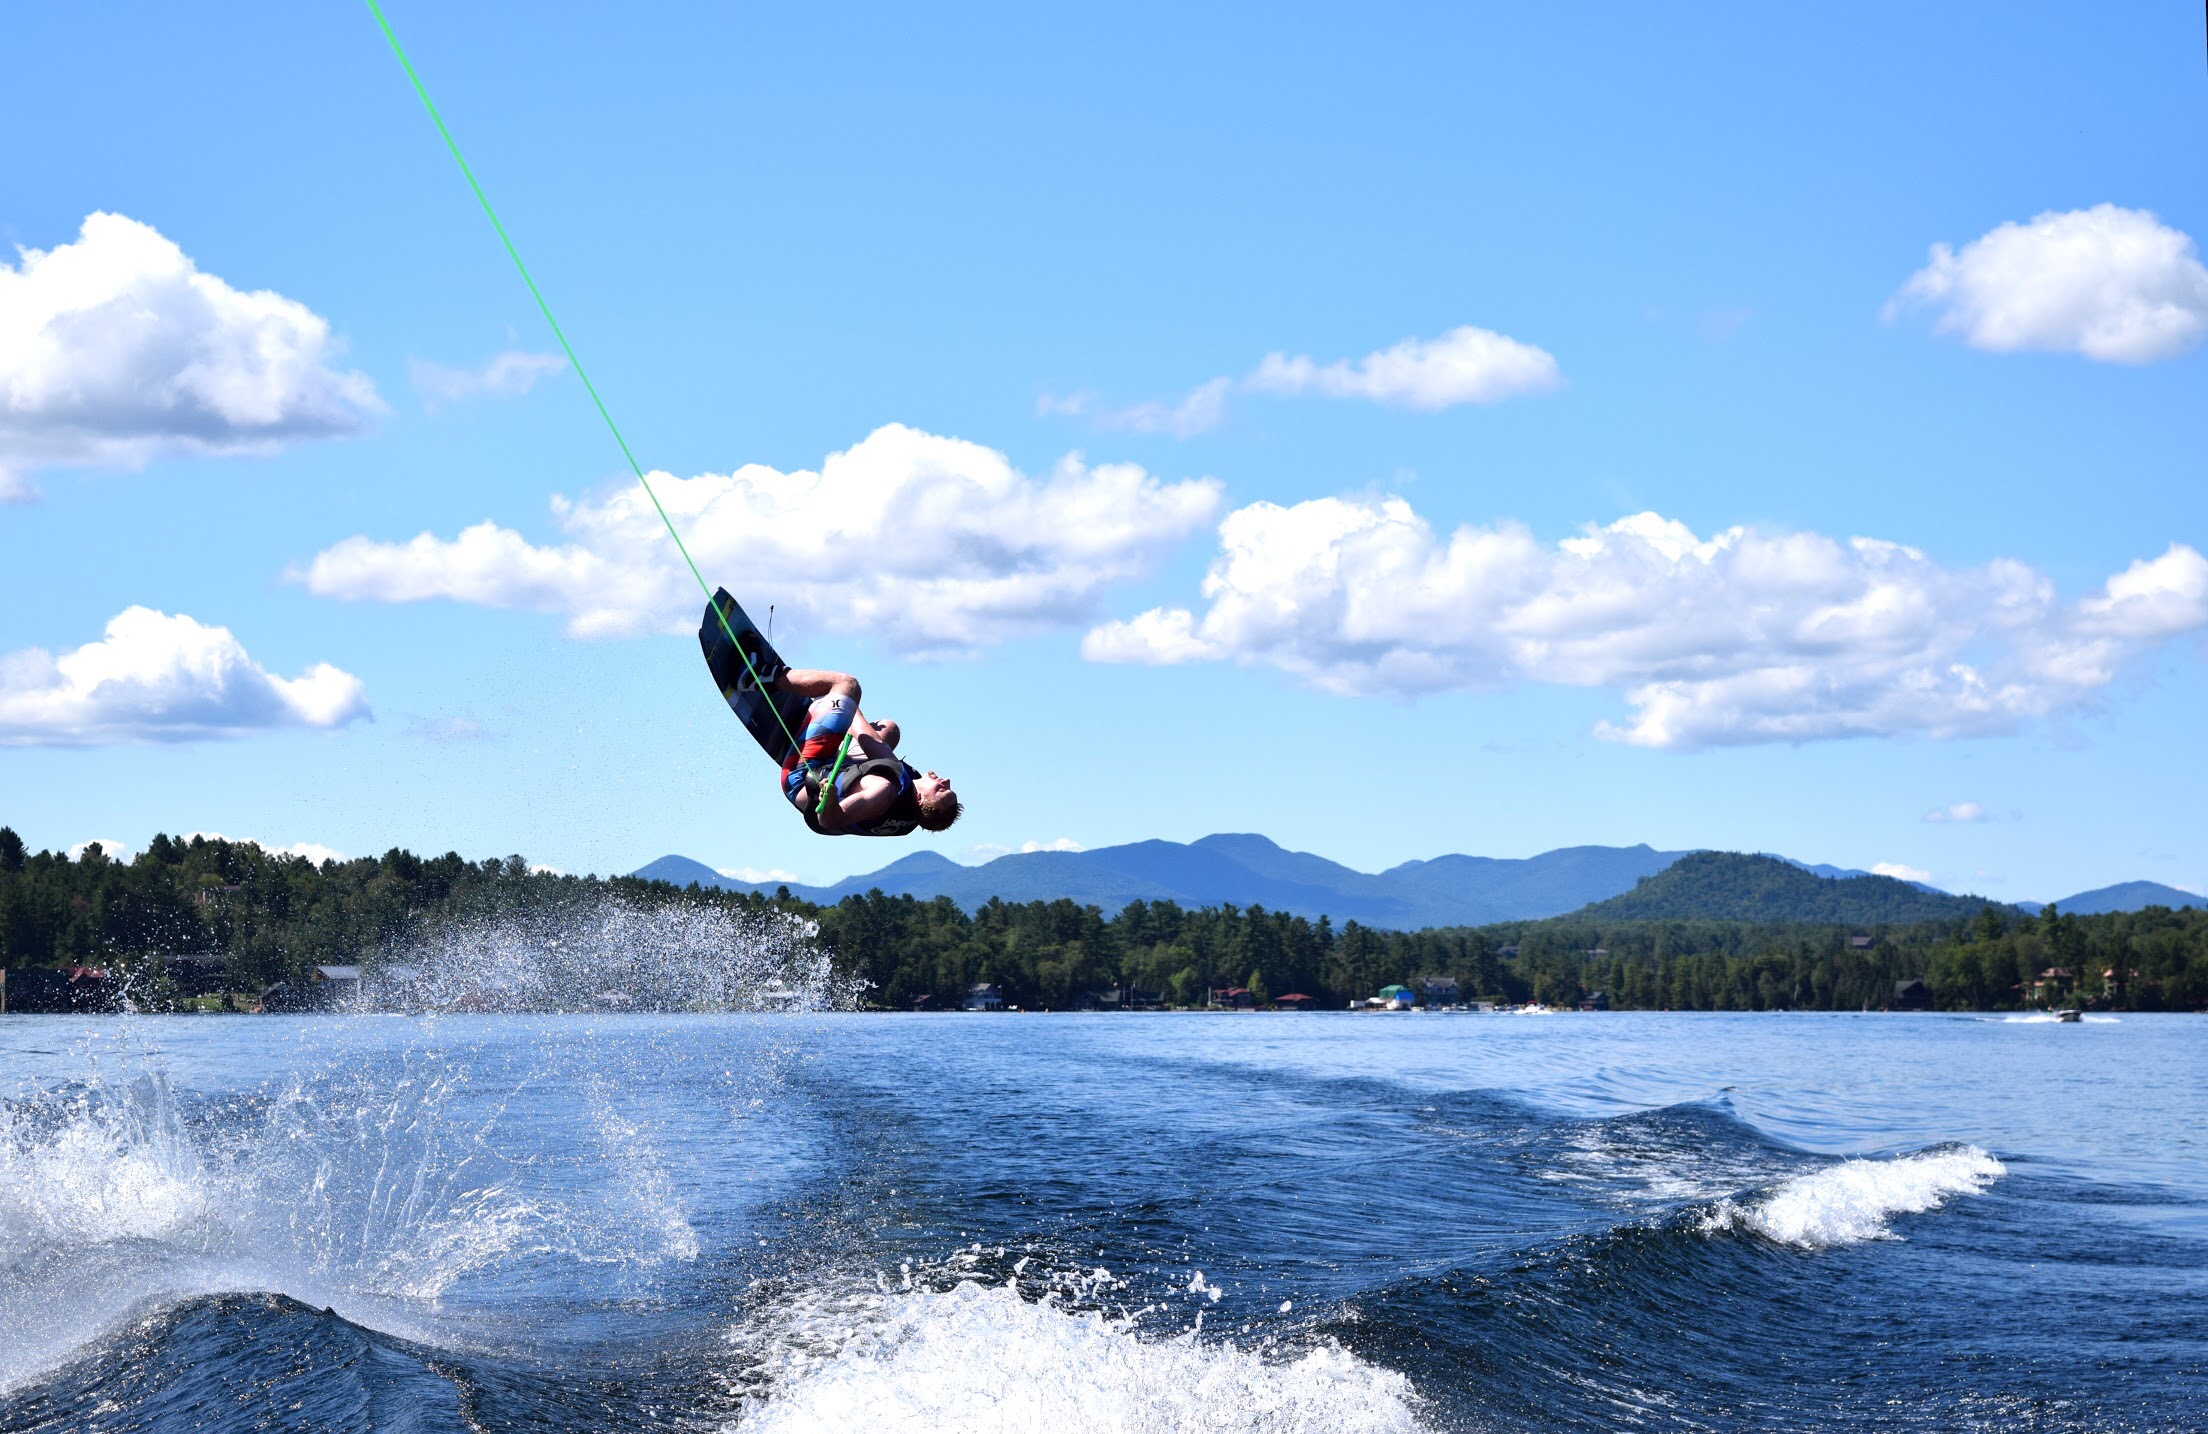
[779, 668, 861, 703]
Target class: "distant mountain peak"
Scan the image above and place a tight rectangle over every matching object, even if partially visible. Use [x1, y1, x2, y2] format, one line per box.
[872, 850, 963, 874]
[1575, 851, 2000, 924]
[2049, 880, 2205, 915]
[1192, 833, 1287, 852]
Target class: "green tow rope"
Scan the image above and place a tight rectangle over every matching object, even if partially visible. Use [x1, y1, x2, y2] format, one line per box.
[362, 0, 819, 774]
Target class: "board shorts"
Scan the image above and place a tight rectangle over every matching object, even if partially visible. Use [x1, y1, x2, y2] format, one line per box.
[780, 695, 856, 804]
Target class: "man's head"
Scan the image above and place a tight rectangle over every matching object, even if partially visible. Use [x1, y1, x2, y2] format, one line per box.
[914, 771, 961, 832]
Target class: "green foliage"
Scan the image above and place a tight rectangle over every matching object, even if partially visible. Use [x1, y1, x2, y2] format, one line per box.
[0, 830, 776, 993]
[3, 826, 2203, 1012]
[1578, 852, 2004, 924]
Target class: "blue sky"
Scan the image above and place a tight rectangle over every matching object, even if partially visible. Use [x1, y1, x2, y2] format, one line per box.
[2, 1, 2202, 903]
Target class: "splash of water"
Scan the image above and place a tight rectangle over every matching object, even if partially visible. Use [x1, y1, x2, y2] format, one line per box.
[0, 896, 843, 1392]
[722, 1254, 1427, 1434]
[353, 895, 856, 1014]
[1699, 1146, 2005, 1248]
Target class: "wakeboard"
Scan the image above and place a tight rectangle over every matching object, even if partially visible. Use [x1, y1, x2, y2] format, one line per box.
[699, 588, 810, 769]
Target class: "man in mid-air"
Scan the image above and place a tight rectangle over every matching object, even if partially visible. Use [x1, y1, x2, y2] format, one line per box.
[775, 667, 960, 837]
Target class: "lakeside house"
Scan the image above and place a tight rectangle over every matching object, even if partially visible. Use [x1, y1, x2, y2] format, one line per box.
[1893, 978, 1932, 1011]
[1419, 976, 1460, 1007]
[313, 964, 363, 1007]
[1273, 993, 1315, 1010]
[1577, 990, 1611, 1011]
[2031, 967, 2075, 1003]
[961, 983, 1004, 1012]
[163, 954, 229, 997]
[1209, 987, 1256, 1010]
[1075, 985, 1167, 1012]
[259, 964, 360, 1013]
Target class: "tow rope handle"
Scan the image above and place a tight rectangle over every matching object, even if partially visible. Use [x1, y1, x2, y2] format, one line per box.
[814, 732, 855, 821]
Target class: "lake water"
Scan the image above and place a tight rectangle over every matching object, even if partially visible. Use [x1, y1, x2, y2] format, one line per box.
[2, 1007, 2201, 1431]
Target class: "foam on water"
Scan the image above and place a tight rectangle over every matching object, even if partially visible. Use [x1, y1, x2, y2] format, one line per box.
[1701, 1146, 2005, 1248]
[1539, 1110, 1785, 1204]
[726, 1274, 1426, 1434]
[0, 1039, 693, 1389]
[0, 897, 836, 1392]
[0, 1079, 208, 1253]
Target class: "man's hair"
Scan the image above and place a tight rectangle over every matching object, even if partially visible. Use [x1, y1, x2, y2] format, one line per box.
[918, 789, 963, 832]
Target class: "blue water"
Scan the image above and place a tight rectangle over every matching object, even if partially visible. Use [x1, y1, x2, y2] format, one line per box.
[2, 1008, 2201, 1431]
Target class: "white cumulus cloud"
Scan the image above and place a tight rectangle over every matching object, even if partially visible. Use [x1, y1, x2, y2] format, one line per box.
[1083, 495, 2208, 751]
[719, 866, 802, 884]
[1041, 325, 1560, 438]
[0, 212, 383, 498]
[1888, 205, 2208, 363]
[1245, 325, 1563, 409]
[0, 607, 370, 747]
[296, 423, 1222, 650]
[1923, 802, 1989, 824]
[967, 837, 1085, 861]
[183, 832, 348, 865]
[410, 350, 566, 406]
[1872, 862, 1934, 884]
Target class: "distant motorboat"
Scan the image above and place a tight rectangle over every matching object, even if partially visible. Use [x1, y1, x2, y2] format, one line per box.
[2056, 1008, 2082, 1023]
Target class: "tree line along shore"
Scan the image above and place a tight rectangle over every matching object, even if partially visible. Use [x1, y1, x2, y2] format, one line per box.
[2, 829, 2203, 1014]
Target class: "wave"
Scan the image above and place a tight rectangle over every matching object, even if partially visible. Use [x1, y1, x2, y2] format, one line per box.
[1700, 1146, 2005, 1248]
[726, 1258, 1426, 1434]
[1998, 1013, 2121, 1024]
[1536, 1101, 1793, 1206]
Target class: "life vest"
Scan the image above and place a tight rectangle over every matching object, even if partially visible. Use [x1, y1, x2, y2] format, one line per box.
[801, 757, 922, 837]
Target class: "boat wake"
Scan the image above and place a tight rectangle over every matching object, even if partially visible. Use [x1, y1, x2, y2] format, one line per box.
[0, 1041, 703, 1392]
[0, 897, 840, 1394]
[723, 1254, 1427, 1433]
[1699, 1146, 2006, 1247]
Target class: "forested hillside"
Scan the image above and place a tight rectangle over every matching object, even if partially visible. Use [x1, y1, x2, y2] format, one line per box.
[1574, 851, 2006, 923]
[3, 828, 2203, 1012]
[0, 829, 673, 995]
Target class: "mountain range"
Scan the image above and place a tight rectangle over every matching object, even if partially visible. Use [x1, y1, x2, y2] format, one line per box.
[630, 835, 2202, 928]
